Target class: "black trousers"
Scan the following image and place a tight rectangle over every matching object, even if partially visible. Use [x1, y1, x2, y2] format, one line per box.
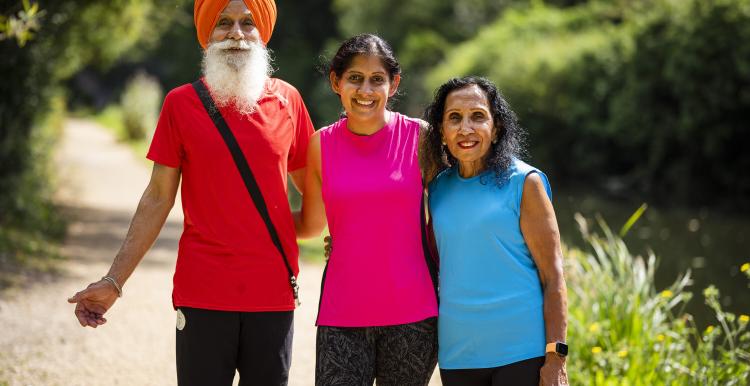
[175, 307, 294, 386]
[315, 317, 438, 386]
[439, 356, 545, 386]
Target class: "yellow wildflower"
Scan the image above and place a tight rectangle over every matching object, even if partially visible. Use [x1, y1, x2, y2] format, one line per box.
[656, 334, 665, 342]
[705, 325, 714, 334]
[589, 323, 600, 333]
[617, 350, 628, 358]
[661, 290, 673, 298]
[591, 346, 602, 354]
[741, 263, 750, 273]
[740, 315, 750, 324]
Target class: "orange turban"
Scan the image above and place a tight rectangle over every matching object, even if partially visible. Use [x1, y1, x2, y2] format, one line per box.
[194, 0, 277, 48]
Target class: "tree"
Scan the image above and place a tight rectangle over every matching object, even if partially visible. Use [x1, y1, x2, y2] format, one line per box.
[0, 0, 182, 265]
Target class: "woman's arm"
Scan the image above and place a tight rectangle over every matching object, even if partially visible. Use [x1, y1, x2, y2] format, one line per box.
[520, 173, 569, 386]
[293, 131, 328, 239]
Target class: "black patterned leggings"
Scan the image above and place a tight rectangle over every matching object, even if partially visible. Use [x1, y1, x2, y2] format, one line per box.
[315, 317, 438, 386]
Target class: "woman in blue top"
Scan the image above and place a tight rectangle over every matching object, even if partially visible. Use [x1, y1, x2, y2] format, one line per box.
[420, 76, 569, 386]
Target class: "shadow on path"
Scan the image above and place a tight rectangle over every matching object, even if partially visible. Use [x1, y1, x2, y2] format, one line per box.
[58, 204, 181, 269]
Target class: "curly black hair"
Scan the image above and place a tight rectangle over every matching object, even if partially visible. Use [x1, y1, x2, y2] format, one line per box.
[420, 76, 526, 186]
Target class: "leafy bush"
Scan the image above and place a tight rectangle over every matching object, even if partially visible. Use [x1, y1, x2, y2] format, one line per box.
[120, 71, 162, 141]
[0, 95, 67, 288]
[566, 213, 750, 385]
[426, 0, 750, 209]
[0, 1, 181, 281]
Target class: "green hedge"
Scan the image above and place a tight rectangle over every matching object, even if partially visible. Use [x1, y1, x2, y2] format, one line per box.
[426, 0, 750, 209]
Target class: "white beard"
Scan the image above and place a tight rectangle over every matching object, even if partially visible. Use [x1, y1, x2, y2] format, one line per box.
[202, 39, 273, 116]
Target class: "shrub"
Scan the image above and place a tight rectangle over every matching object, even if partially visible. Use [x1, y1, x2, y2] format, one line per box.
[0, 95, 67, 288]
[120, 71, 162, 141]
[425, 0, 750, 209]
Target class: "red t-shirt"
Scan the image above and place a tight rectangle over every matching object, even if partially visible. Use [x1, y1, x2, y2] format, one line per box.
[147, 78, 314, 311]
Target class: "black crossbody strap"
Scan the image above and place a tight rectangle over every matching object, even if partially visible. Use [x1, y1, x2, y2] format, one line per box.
[420, 192, 439, 304]
[192, 80, 300, 306]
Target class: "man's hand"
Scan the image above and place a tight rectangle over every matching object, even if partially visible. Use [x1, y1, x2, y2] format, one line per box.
[323, 235, 332, 261]
[539, 353, 568, 386]
[67, 280, 119, 328]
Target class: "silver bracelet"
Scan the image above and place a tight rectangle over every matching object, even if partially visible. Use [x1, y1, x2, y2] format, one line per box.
[102, 276, 123, 297]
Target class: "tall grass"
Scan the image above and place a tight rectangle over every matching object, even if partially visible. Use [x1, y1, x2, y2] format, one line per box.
[567, 212, 749, 385]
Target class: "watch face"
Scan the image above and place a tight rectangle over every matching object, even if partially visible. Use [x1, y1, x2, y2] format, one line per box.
[557, 342, 569, 356]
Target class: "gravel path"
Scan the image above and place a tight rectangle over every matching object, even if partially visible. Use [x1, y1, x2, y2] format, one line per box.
[0, 118, 440, 386]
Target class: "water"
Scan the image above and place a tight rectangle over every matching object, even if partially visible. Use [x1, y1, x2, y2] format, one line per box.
[553, 189, 750, 328]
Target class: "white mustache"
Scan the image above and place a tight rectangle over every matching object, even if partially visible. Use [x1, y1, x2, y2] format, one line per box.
[210, 40, 253, 51]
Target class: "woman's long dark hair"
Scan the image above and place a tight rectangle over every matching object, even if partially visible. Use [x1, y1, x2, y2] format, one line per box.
[420, 76, 526, 186]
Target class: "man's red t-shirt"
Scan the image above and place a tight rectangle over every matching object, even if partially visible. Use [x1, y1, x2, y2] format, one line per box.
[147, 78, 314, 311]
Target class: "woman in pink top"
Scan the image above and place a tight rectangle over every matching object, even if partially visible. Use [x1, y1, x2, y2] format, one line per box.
[295, 34, 439, 386]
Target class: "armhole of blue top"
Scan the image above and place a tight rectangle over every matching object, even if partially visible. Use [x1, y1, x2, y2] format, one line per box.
[517, 170, 553, 213]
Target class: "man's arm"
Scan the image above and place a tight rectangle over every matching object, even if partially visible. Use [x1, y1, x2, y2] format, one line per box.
[67, 163, 180, 328]
[293, 132, 327, 239]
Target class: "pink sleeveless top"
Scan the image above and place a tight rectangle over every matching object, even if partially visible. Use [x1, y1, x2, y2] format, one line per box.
[317, 112, 438, 327]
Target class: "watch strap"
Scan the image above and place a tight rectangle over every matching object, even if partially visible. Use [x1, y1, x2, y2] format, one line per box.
[545, 342, 568, 357]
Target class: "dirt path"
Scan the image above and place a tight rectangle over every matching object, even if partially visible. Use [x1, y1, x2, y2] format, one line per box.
[0, 119, 440, 386]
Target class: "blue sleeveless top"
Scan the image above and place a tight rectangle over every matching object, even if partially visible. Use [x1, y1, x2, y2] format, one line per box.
[429, 158, 551, 369]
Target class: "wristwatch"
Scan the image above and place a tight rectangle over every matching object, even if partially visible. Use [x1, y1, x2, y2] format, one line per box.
[545, 342, 568, 357]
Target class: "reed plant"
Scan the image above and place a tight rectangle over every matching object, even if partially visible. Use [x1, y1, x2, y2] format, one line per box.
[566, 211, 749, 385]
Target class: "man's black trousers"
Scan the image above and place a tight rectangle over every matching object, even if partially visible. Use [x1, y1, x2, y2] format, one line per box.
[176, 307, 294, 386]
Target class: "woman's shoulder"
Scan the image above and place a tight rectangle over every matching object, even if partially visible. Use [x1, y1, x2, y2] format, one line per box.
[318, 117, 347, 136]
[509, 158, 544, 178]
[428, 168, 455, 192]
[508, 158, 552, 198]
[395, 112, 426, 131]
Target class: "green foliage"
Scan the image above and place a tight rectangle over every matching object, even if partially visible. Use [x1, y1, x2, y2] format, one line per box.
[332, 0, 511, 114]
[426, 0, 750, 209]
[0, 0, 43, 46]
[0, 95, 67, 288]
[269, 0, 339, 125]
[120, 72, 163, 141]
[426, 2, 633, 179]
[567, 213, 750, 385]
[606, 0, 750, 206]
[0, 0, 182, 276]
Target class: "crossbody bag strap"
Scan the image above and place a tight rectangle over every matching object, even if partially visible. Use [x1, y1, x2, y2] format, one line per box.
[192, 80, 300, 306]
[420, 191, 439, 304]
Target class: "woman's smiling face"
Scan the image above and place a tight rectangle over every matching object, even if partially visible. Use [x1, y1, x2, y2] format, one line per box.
[330, 54, 400, 123]
[441, 85, 497, 177]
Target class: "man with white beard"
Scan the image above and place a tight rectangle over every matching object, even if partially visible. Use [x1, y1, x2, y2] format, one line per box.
[67, 1, 315, 384]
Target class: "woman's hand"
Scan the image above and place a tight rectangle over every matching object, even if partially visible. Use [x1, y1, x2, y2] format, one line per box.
[539, 353, 568, 386]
